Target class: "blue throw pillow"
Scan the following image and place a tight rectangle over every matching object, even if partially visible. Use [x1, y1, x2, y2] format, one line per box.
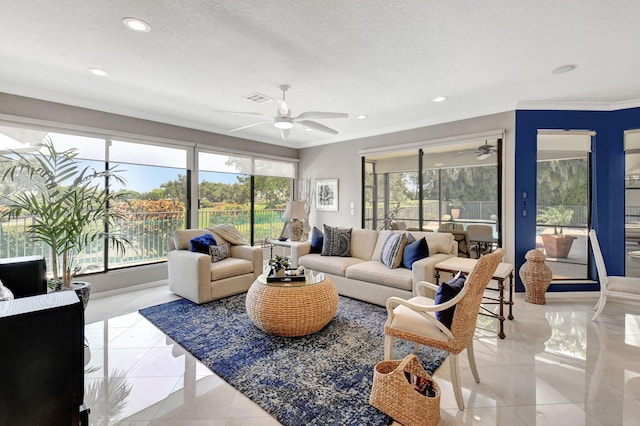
[190, 233, 217, 254]
[434, 272, 466, 329]
[310, 227, 324, 253]
[402, 236, 429, 269]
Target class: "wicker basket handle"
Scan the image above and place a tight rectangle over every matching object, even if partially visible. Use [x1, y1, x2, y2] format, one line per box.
[396, 354, 429, 378]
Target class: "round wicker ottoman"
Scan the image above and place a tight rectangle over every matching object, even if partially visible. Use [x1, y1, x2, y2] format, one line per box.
[245, 270, 339, 337]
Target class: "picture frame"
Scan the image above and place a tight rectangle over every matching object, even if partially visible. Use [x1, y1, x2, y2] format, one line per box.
[315, 179, 339, 211]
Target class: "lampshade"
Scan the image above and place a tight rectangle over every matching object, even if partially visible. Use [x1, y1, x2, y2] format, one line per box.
[283, 201, 307, 220]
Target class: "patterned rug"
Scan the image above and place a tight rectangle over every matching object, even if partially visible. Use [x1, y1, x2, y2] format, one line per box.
[139, 293, 448, 426]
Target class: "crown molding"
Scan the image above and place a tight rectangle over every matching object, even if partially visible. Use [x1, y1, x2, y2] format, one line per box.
[517, 98, 640, 112]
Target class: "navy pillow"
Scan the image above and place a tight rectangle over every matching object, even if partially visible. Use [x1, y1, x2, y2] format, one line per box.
[434, 272, 466, 329]
[402, 236, 429, 269]
[310, 227, 324, 253]
[190, 233, 217, 254]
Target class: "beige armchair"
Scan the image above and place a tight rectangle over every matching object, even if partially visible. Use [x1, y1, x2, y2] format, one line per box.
[167, 227, 263, 304]
[384, 248, 504, 410]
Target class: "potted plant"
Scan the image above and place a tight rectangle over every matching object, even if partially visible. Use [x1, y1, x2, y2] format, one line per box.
[537, 206, 577, 258]
[448, 200, 463, 219]
[268, 255, 291, 277]
[0, 139, 130, 299]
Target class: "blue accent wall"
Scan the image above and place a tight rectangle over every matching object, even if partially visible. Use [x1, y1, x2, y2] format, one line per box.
[514, 107, 640, 292]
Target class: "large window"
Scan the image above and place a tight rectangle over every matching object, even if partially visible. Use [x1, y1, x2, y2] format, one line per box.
[625, 130, 640, 277]
[0, 127, 189, 276]
[197, 151, 294, 244]
[363, 138, 501, 245]
[0, 122, 297, 283]
[109, 140, 188, 267]
[536, 131, 591, 280]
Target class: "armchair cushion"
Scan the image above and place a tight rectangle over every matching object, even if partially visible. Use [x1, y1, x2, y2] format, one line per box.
[210, 258, 254, 281]
[209, 243, 230, 262]
[190, 233, 217, 254]
[434, 272, 466, 329]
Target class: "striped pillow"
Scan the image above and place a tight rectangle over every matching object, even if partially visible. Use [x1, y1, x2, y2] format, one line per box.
[380, 233, 407, 269]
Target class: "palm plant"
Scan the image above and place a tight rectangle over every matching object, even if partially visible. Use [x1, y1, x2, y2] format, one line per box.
[0, 139, 130, 288]
[537, 206, 574, 235]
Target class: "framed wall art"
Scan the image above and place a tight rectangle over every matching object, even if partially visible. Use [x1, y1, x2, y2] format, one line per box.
[315, 179, 338, 211]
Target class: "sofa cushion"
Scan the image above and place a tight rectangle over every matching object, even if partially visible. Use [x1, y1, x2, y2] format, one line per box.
[350, 228, 379, 261]
[321, 225, 352, 257]
[380, 233, 407, 269]
[371, 230, 395, 261]
[310, 227, 324, 253]
[210, 257, 254, 281]
[299, 253, 363, 277]
[209, 243, 230, 263]
[190, 233, 217, 254]
[402, 237, 429, 269]
[346, 261, 413, 291]
[434, 272, 466, 329]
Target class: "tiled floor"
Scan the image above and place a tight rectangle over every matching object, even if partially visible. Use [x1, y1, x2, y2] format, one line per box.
[84, 282, 640, 425]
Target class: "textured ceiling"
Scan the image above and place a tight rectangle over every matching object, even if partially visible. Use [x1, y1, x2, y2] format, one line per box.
[1, 1, 639, 149]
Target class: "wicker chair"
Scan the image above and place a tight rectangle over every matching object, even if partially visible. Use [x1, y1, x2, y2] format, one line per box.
[590, 230, 640, 321]
[384, 248, 504, 410]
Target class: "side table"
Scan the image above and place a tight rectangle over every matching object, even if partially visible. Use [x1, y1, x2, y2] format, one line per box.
[435, 257, 514, 339]
[265, 238, 308, 267]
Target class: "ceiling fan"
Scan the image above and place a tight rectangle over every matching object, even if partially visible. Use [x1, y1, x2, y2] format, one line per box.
[476, 141, 497, 160]
[218, 85, 349, 140]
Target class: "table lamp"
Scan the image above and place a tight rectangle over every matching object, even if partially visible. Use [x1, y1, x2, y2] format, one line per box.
[283, 201, 307, 241]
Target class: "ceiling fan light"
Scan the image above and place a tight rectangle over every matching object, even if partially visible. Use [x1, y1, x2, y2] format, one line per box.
[476, 152, 491, 160]
[274, 118, 294, 129]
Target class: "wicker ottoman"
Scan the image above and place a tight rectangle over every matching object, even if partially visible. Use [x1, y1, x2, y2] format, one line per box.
[245, 270, 339, 337]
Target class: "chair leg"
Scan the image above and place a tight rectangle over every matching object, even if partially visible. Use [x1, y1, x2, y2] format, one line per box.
[592, 295, 607, 321]
[467, 340, 480, 383]
[414, 342, 420, 353]
[449, 353, 465, 410]
[384, 335, 394, 360]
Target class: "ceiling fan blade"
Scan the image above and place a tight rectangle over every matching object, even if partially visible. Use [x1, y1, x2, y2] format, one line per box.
[298, 120, 339, 135]
[229, 121, 270, 133]
[295, 111, 349, 120]
[215, 111, 271, 118]
[280, 129, 290, 141]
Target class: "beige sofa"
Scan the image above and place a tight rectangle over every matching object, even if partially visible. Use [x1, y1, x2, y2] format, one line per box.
[167, 228, 263, 304]
[293, 229, 456, 306]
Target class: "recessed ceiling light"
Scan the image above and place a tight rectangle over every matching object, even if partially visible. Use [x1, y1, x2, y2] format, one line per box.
[305, 128, 312, 132]
[552, 64, 577, 74]
[88, 68, 109, 77]
[434, 162, 444, 167]
[357, 115, 368, 119]
[123, 17, 151, 33]
[432, 96, 447, 103]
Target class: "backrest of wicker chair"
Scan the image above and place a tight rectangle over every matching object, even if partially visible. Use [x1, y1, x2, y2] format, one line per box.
[448, 248, 504, 353]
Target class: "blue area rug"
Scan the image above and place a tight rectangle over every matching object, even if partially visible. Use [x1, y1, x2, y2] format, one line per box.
[139, 294, 448, 426]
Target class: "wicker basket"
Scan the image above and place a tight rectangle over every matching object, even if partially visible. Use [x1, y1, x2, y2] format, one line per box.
[369, 354, 441, 426]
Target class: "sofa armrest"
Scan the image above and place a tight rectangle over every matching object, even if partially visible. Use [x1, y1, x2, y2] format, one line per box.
[290, 242, 311, 265]
[410, 253, 455, 297]
[167, 250, 212, 303]
[230, 245, 264, 278]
